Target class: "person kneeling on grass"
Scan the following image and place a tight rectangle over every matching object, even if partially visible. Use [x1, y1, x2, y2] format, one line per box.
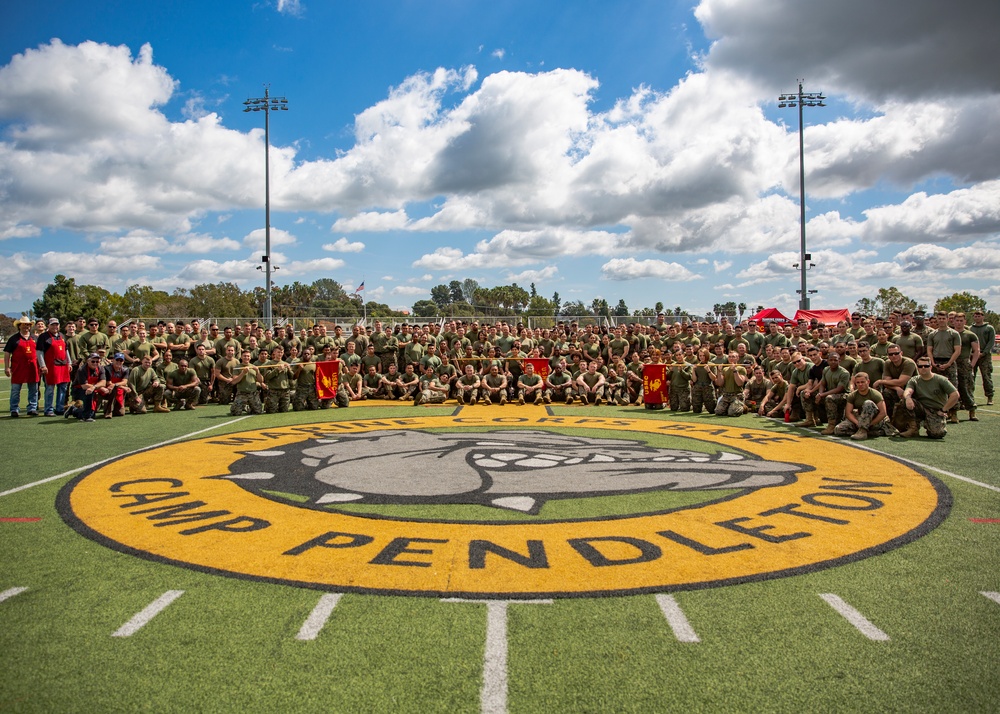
[833, 372, 898, 440]
[897, 357, 960, 439]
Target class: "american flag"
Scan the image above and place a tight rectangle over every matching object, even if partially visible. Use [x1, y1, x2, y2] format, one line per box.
[354, 281, 365, 293]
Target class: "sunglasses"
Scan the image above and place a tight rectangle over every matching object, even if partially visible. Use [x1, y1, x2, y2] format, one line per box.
[887, 351, 901, 356]
[917, 364, 932, 368]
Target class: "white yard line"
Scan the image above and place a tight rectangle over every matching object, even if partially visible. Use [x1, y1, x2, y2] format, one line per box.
[981, 592, 1000, 606]
[655, 594, 701, 643]
[819, 593, 889, 641]
[443, 598, 552, 714]
[295, 593, 342, 641]
[0, 586, 28, 604]
[0, 416, 249, 499]
[843, 441, 1000, 493]
[112, 590, 185, 637]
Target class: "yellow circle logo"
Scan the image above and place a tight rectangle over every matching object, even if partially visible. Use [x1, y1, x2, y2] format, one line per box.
[58, 415, 949, 598]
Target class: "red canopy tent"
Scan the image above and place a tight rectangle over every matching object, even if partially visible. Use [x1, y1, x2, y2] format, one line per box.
[747, 308, 792, 325]
[792, 309, 850, 326]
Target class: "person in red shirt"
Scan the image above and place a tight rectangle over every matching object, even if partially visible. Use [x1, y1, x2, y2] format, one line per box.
[36, 318, 72, 416]
[4, 316, 41, 417]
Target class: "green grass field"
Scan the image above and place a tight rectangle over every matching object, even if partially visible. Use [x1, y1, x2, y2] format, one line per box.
[1, 371, 998, 713]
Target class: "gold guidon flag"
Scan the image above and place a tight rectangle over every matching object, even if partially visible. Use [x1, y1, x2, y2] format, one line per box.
[315, 360, 341, 400]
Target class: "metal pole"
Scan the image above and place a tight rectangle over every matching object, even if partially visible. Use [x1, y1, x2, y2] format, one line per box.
[264, 87, 273, 329]
[797, 82, 808, 311]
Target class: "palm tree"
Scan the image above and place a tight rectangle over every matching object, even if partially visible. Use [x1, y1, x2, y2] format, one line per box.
[737, 302, 747, 322]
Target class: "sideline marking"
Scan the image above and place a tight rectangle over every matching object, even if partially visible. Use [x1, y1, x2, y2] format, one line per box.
[295, 593, 342, 641]
[0, 587, 28, 604]
[0, 416, 250, 499]
[655, 594, 700, 643]
[970, 518, 1000, 524]
[112, 590, 185, 638]
[819, 593, 889, 641]
[0, 517, 41, 522]
[982, 592, 1000, 606]
[443, 599, 552, 714]
[841, 441, 1000, 494]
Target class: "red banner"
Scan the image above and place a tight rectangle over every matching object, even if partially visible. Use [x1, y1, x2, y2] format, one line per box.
[642, 364, 668, 404]
[315, 360, 341, 400]
[526, 358, 550, 382]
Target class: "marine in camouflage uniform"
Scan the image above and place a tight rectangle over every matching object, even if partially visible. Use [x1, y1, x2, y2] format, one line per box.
[455, 365, 481, 405]
[834, 374, 897, 439]
[667, 358, 692, 411]
[713, 353, 746, 417]
[544, 364, 575, 404]
[953, 313, 980, 420]
[690, 352, 717, 414]
[899, 359, 959, 438]
[262, 347, 292, 414]
[230, 352, 263, 415]
[970, 311, 995, 405]
[292, 348, 321, 411]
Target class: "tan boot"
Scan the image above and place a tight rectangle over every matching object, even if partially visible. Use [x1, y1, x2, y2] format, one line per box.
[795, 416, 816, 428]
[948, 409, 959, 424]
[154, 399, 171, 413]
[899, 419, 919, 438]
[821, 420, 837, 435]
[850, 428, 868, 441]
[968, 408, 978, 422]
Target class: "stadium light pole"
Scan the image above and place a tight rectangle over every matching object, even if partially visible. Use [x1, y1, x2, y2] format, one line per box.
[244, 86, 289, 328]
[778, 81, 825, 310]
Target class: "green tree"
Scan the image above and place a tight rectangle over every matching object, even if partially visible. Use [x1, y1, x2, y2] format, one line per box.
[78, 284, 119, 325]
[551, 292, 561, 317]
[525, 295, 556, 318]
[120, 284, 165, 317]
[188, 282, 258, 317]
[612, 298, 629, 317]
[855, 287, 925, 317]
[430, 285, 452, 309]
[560, 300, 591, 317]
[934, 292, 987, 315]
[448, 281, 464, 304]
[311, 278, 348, 304]
[412, 299, 439, 317]
[461, 278, 479, 304]
[654, 301, 664, 314]
[31, 275, 86, 325]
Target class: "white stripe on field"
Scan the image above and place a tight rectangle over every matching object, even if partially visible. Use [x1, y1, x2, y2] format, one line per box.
[819, 593, 889, 641]
[0, 416, 249, 498]
[655, 594, 700, 643]
[981, 592, 1000, 606]
[0, 587, 28, 604]
[442, 598, 552, 714]
[295, 593, 342, 640]
[843, 441, 1000, 493]
[112, 590, 185, 638]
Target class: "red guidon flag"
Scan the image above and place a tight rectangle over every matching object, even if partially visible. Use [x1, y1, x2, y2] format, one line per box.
[315, 360, 341, 400]
[525, 358, 550, 381]
[642, 363, 668, 404]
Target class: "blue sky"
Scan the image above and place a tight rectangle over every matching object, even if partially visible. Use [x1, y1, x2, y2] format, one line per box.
[1, 0, 998, 318]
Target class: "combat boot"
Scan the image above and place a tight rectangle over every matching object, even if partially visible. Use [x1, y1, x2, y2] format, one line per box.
[850, 428, 868, 441]
[795, 416, 817, 428]
[969, 408, 978, 422]
[899, 419, 919, 438]
[154, 399, 171, 413]
[821, 419, 837, 435]
[948, 409, 959, 424]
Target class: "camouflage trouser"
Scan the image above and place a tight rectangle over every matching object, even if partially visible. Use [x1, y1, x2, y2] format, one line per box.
[577, 386, 605, 404]
[881, 387, 905, 423]
[127, 384, 164, 413]
[293, 387, 321, 411]
[217, 382, 234, 405]
[691, 383, 715, 414]
[800, 392, 828, 422]
[934, 360, 958, 388]
[456, 388, 479, 404]
[231, 390, 263, 415]
[835, 399, 896, 436]
[418, 389, 448, 405]
[715, 392, 745, 416]
[547, 386, 574, 403]
[264, 388, 290, 414]
[824, 394, 846, 424]
[172, 386, 201, 408]
[973, 354, 994, 398]
[518, 387, 544, 404]
[197, 383, 212, 404]
[956, 358, 975, 410]
[669, 385, 691, 411]
[605, 385, 626, 405]
[378, 353, 395, 374]
[903, 401, 949, 438]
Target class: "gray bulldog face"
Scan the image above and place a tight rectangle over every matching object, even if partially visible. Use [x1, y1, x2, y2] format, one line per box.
[223, 430, 807, 514]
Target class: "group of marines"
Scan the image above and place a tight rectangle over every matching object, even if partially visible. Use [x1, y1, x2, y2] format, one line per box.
[7, 308, 994, 440]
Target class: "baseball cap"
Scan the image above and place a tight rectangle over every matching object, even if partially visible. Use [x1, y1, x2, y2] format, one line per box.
[113, 352, 126, 360]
